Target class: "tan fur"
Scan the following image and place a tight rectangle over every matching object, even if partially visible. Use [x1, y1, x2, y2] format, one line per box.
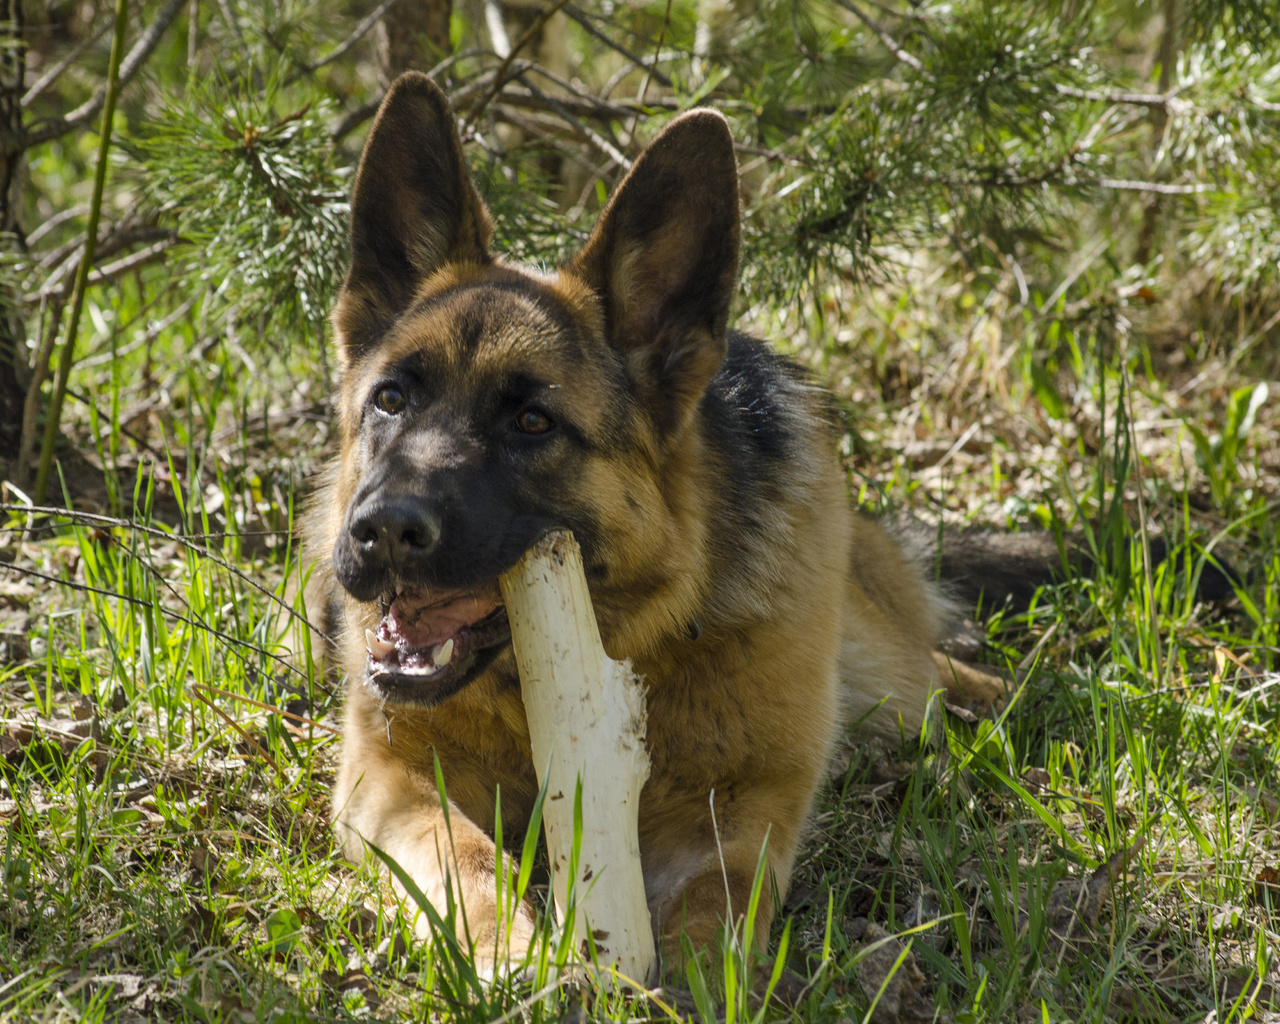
[293, 73, 1003, 979]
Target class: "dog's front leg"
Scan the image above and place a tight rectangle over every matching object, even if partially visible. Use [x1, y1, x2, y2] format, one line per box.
[334, 745, 536, 973]
[644, 787, 809, 974]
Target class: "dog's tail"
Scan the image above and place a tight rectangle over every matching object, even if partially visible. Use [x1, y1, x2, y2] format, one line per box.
[890, 518, 1240, 615]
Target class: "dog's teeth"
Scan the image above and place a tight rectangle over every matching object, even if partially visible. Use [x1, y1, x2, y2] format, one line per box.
[432, 638, 454, 667]
[365, 628, 395, 660]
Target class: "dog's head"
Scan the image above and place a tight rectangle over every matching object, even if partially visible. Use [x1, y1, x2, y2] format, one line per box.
[328, 73, 740, 706]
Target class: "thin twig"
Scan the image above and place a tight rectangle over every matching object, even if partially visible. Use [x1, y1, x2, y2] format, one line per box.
[0, 502, 333, 648]
[63, 389, 168, 461]
[77, 294, 197, 369]
[562, 5, 671, 88]
[25, 235, 178, 304]
[189, 688, 290, 785]
[193, 684, 340, 735]
[633, 0, 674, 111]
[25, 203, 90, 247]
[510, 71, 630, 167]
[329, 48, 484, 141]
[492, 106, 619, 179]
[0, 560, 318, 688]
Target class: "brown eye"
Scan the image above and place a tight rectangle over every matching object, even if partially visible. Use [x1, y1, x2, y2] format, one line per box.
[374, 385, 406, 415]
[515, 407, 554, 435]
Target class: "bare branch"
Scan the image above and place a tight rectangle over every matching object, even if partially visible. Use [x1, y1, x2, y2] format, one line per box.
[26, 203, 89, 246]
[288, 0, 397, 80]
[562, 4, 672, 88]
[25, 0, 186, 149]
[830, 0, 925, 73]
[27, 228, 176, 302]
[463, 0, 574, 129]
[1095, 177, 1213, 194]
[1056, 83, 1179, 108]
[329, 48, 485, 142]
[27, 236, 177, 304]
[505, 71, 631, 168]
[491, 105, 618, 180]
[22, 17, 115, 108]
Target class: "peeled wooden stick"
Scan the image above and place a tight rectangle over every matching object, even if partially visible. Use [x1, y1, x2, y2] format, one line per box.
[498, 530, 655, 983]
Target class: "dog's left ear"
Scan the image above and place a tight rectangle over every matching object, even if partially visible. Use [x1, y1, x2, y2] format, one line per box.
[569, 110, 740, 434]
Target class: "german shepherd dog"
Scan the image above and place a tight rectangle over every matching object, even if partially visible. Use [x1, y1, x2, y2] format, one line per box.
[300, 72, 1001, 974]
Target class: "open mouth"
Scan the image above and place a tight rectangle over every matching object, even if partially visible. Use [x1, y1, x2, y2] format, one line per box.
[363, 583, 511, 705]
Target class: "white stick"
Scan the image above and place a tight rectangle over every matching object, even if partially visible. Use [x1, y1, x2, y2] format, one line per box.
[498, 530, 656, 983]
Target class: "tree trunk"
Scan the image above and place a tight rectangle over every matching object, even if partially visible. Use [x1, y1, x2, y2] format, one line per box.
[0, 0, 27, 470]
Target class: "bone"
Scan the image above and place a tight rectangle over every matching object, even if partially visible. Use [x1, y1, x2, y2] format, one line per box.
[499, 530, 655, 983]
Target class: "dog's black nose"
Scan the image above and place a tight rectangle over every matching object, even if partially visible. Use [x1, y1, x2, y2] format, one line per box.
[347, 495, 441, 571]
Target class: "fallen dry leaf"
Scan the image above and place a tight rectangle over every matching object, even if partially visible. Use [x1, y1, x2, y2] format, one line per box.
[856, 922, 948, 1024]
[1043, 837, 1144, 956]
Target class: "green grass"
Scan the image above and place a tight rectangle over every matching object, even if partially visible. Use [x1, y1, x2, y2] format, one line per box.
[2, 268, 1278, 1023]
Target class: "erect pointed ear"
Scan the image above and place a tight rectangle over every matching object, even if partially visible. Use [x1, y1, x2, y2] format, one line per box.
[568, 110, 740, 434]
[334, 72, 493, 359]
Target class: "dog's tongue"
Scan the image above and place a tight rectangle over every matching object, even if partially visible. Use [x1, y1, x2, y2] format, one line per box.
[387, 587, 501, 648]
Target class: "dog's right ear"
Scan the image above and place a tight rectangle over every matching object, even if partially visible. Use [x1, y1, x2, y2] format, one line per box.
[334, 72, 493, 360]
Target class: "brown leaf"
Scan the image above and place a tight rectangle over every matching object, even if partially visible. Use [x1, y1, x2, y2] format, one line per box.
[182, 900, 222, 945]
[320, 968, 382, 1009]
[1021, 767, 1052, 794]
[1246, 786, 1280, 819]
[1045, 838, 1144, 954]
[1253, 865, 1280, 906]
[856, 922, 948, 1024]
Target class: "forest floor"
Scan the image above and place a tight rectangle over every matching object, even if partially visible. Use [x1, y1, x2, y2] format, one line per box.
[1, 248, 1278, 1023]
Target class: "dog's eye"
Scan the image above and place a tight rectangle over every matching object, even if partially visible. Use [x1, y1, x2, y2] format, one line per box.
[373, 385, 406, 415]
[514, 407, 555, 435]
